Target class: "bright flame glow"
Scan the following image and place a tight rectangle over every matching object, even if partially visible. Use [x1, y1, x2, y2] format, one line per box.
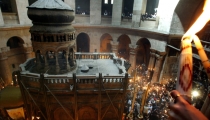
[192, 90, 199, 97]
[184, 0, 210, 37]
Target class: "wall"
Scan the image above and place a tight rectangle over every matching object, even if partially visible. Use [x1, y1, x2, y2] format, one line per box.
[0, 26, 31, 48]
[74, 25, 168, 52]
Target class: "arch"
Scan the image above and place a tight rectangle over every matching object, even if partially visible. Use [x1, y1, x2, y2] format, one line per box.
[57, 47, 68, 53]
[100, 33, 113, 52]
[44, 48, 56, 54]
[136, 38, 151, 68]
[78, 106, 97, 120]
[174, 0, 203, 32]
[117, 34, 131, 60]
[7, 36, 24, 49]
[76, 33, 90, 52]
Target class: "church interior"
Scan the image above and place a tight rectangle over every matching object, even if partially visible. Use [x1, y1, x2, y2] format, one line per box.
[0, 0, 210, 120]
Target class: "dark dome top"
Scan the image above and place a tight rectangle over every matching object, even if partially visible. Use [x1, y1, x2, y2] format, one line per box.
[28, 0, 73, 10]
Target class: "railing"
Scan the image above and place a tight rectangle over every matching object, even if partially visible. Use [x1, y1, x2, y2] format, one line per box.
[74, 52, 113, 59]
[20, 72, 130, 92]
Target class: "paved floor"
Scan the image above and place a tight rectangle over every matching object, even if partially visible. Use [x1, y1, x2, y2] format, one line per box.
[76, 59, 120, 75]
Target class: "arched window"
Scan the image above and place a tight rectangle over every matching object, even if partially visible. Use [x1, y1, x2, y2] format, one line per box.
[7, 37, 24, 49]
[76, 33, 90, 52]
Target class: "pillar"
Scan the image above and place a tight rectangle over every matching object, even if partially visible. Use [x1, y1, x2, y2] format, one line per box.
[110, 41, 118, 56]
[128, 45, 137, 74]
[44, 54, 49, 71]
[151, 52, 165, 83]
[0, 52, 12, 85]
[90, 0, 102, 24]
[148, 49, 156, 79]
[156, 0, 179, 32]
[141, 0, 147, 14]
[55, 52, 60, 73]
[0, 6, 4, 26]
[132, 0, 144, 28]
[15, 0, 31, 24]
[36, 52, 42, 70]
[66, 52, 70, 71]
[112, 0, 123, 25]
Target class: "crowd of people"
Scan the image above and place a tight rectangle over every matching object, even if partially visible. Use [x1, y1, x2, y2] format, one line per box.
[124, 80, 175, 120]
[124, 73, 209, 120]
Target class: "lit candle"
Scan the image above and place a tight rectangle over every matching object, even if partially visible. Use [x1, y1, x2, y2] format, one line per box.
[193, 35, 210, 77]
[176, 0, 210, 104]
[176, 37, 193, 102]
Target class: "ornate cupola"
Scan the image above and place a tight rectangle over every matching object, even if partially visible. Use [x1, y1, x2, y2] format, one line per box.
[27, 0, 76, 74]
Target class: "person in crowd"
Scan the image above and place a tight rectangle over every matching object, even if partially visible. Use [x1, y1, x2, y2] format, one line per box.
[104, 10, 108, 16]
[168, 90, 208, 120]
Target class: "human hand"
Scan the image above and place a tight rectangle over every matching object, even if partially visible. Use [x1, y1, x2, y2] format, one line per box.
[168, 90, 208, 120]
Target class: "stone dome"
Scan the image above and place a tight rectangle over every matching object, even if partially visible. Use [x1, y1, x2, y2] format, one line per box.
[27, 0, 75, 29]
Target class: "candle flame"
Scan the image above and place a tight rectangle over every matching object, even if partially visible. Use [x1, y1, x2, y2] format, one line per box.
[183, 0, 210, 39]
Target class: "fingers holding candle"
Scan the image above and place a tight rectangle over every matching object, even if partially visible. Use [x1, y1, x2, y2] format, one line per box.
[168, 90, 208, 120]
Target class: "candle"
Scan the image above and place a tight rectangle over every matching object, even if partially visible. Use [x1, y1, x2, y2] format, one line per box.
[193, 35, 210, 76]
[176, 37, 193, 101]
[176, 0, 210, 104]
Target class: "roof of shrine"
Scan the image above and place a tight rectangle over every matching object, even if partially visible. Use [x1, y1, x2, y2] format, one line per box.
[28, 0, 73, 10]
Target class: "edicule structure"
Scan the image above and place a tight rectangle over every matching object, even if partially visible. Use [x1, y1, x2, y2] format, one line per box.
[17, 0, 130, 120]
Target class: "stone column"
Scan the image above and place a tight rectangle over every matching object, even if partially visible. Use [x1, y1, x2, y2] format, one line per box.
[112, 0, 123, 25]
[90, 0, 102, 24]
[132, 0, 144, 28]
[44, 54, 49, 71]
[156, 0, 179, 33]
[0, 7, 4, 26]
[36, 52, 42, 70]
[148, 49, 156, 79]
[128, 45, 137, 74]
[141, 0, 147, 14]
[70, 50, 75, 66]
[66, 52, 70, 71]
[110, 41, 118, 56]
[55, 52, 60, 73]
[151, 52, 165, 83]
[148, 49, 156, 80]
[15, 0, 31, 24]
[0, 51, 12, 85]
